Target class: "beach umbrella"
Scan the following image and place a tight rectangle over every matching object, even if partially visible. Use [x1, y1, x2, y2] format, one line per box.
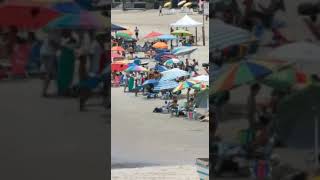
[111, 53, 122, 59]
[45, 11, 107, 29]
[161, 54, 177, 61]
[144, 31, 163, 39]
[172, 46, 186, 54]
[183, 2, 192, 7]
[178, 0, 186, 6]
[164, 58, 182, 66]
[164, 2, 171, 8]
[193, 83, 208, 91]
[210, 19, 252, 50]
[267, 42, 320, 64]
[154, 65, 168, 72]
[142, 79, 159, 86]
[111, 46, 125, 52]
[171, 29, 193, 36]
[263, 68, 309, 90]
[121, 29, 134, 36]
[111, 23, 127, 31]
[173, 47, 197, 56]
[173, 79, 200, 92]
[212, 59, 291, 93]
[153, 42, 168, 49]
[154, 80, 179, 91]
[51, 1, 83, 13]
[160, 68, 189, 81]
[125, 65, 148, 72]
[158, 34, 177, 41]
[0, 4, 60, 29]
[192, 75, 209, 85]
[115, 32, 131, 39]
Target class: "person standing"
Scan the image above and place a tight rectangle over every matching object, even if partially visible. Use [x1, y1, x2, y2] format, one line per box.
[40, 30, 60, 97]
[159, 5, 163, 16]
[247, 83, 261, 130]
[89, 34, 103, 75]
[134, 27, 139, 40]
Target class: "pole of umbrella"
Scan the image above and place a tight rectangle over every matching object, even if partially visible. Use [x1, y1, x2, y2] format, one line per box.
[315, 106, 319, 168]
[202, 9, 205, 46]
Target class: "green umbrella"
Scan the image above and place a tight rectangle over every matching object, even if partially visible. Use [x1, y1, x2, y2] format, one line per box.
[263, 68, 309, 90]
[171, 29, 193, 37]
[116, 32, 131, 39]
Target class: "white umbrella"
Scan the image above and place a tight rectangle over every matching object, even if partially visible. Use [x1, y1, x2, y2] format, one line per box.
[191, 75, 209, 85]
[173, 47, 197, 56]
[161, 68, 189, 81]
[267, 42, 320, 64]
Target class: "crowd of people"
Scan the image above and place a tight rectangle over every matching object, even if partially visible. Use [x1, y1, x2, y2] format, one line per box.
[0, 28, 109, 111]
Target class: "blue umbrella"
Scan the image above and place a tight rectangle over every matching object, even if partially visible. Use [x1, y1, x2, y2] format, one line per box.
[172, 46, 186, 54]
[154, 80, 179, 91]
[142, 79, 159, 86]
[52, 2, 83, 13]
[173, 47, 197, 56]
[160, 68, 189, 81]
[158, 34, 177, 41]
[154, 65, 168, 72]
[111, 24, 127, 31]
[133, 58, 141, 65]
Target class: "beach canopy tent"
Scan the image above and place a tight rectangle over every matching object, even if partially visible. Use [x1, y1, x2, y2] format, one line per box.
[170, 15, 203, 45]
[267, 42, 320, 64]
[160, 68, 189, 81]
[111, 24, 127, 31]
[210, 19, 252, 50]
[154, 80, 179, 91]
[0, 4, 60, 29]
[170, 15, 202, 27]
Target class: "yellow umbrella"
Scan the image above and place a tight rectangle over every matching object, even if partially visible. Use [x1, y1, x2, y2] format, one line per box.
[183, 2, 192, 7]
[178, 0, 186, 6]
[152, 42, 168, 49]
[164, 2, 171, 8]
[171, 29, 193, 36]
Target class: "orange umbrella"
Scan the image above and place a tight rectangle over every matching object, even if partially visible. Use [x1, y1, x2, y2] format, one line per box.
[111, 46, 125, 52]
[152, 42, 168, 49]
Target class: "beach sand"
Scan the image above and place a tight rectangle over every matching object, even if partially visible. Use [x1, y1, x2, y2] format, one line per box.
[111, 9, 209, 179]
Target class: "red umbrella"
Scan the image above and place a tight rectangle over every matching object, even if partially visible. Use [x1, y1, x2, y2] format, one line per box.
[0, 5, 60, 29]
[111, 46, 125, 52]
[144, 31, 163, 39]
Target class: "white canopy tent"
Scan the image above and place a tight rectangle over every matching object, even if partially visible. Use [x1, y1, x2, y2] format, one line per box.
[170, 15, 202, 27]
[170, 15, 204, 45]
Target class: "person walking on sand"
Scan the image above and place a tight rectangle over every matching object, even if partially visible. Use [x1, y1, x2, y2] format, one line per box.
[247, 83, 261, 130]
[159, 5, 163, 16]
[134, 27, 139, 40]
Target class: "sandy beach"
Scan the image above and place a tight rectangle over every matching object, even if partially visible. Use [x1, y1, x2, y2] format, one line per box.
[111, 9, 209, 179]
[0, 79, 108, 180]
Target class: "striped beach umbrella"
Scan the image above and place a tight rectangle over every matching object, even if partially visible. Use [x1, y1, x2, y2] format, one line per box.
[173, 79, 200, 92]
[125, 65, 148, 72]
[154, 80, 179, 91]
[160, 68, 189, 81]
[210, 19, 253, 50]
[212, 59, 291, 93]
